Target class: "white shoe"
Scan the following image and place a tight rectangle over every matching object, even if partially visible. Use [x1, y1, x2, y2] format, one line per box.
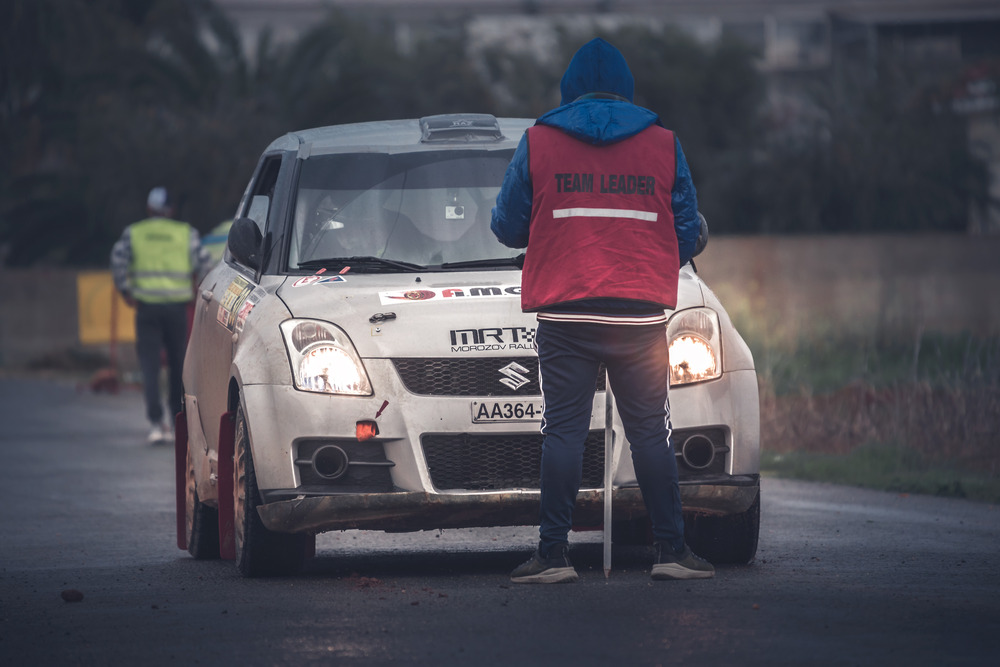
[147, 423, 167, 444]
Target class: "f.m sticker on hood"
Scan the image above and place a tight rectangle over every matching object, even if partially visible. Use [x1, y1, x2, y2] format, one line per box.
[379, 284, 520, 305]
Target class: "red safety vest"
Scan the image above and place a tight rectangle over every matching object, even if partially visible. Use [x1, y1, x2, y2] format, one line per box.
[520, 124, 679, 312]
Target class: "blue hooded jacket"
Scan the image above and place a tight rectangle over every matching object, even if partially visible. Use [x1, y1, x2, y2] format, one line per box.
[491, 38, 700, 268]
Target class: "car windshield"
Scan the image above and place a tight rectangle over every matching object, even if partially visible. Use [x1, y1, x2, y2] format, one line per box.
[288, 150, 520, 269]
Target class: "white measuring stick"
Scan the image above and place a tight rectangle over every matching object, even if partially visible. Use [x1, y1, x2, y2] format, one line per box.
[603, 370, 613, 579]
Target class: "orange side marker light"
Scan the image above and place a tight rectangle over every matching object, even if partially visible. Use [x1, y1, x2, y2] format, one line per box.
[356, 420, 379, 441]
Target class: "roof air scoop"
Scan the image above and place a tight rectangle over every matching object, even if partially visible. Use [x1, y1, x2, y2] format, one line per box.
[419, 114, 504, 143]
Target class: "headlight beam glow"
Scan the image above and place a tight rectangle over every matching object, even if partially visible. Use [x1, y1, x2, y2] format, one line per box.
[666, 307, 723, 386]
[669, 335, 718, 385]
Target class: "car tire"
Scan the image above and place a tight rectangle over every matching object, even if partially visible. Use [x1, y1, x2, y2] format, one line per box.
[684, 489, 760, 565]
[186, 445, 220, 559]
[233, 404, 307, 577]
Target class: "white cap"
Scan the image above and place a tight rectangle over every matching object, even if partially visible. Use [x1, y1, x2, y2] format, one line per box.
[147, 187, 171, 213]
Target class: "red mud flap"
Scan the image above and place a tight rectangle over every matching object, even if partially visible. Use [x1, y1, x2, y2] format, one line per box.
[217, 411, 236, 560]
[174, 411, 188, 550]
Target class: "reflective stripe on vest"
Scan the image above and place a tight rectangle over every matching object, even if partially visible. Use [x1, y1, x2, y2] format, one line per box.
[129, 218, 194, 303]
[520, 124, 679, 312]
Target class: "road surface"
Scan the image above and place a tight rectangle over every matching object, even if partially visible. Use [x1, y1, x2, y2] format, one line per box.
[1, 376, 998, 665]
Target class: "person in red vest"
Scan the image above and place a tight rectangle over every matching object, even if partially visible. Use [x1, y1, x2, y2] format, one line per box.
[492, 38, 712, 583]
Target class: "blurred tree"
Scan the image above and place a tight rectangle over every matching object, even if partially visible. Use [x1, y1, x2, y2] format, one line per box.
[393, 27, 500, 118]
[263, 13, 403, 128]
[0, 0, 275, 266]
[0, 4, 989, 267]
[823, 70, 983, 233]
[478, 41, 560, 118]
[743, 55, 987, 234]
[0, 0, 113, 265]
[77, 0, 274, 248]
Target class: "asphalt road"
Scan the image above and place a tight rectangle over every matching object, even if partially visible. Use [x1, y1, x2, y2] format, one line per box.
[1, 375, 998, 666]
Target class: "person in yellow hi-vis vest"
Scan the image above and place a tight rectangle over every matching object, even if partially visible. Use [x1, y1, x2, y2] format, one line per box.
[111, 187, 211, 444]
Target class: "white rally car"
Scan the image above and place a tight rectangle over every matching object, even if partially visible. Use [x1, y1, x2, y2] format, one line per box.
[176, 114, 760, 576]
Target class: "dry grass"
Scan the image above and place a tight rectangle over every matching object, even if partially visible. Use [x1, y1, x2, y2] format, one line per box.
[761, 380, 1000, 476]
[747, 331, 1000, 500]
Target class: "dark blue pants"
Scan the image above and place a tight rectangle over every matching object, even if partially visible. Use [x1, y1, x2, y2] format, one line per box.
[135, 301, 188, 425]
[536, 319, 685, 556]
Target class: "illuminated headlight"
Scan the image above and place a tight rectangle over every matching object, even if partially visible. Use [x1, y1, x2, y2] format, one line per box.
[666, 308, 722, 386]
[280, 319, 372, 395]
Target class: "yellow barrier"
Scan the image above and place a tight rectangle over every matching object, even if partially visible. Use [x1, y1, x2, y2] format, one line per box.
[76, 271, 135, 344]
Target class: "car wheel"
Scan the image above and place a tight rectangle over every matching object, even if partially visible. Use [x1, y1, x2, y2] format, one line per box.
[186, 444, 220, 559]
[233, 404, 307, 577]
[684, 490, 760, 565]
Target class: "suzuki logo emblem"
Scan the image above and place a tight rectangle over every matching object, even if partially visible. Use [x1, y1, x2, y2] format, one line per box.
[498, 362, 531, 390]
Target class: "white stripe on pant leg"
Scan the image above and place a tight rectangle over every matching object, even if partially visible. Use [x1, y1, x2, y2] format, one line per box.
[538, 360, 548, 435]
[664, 392, 673, 448]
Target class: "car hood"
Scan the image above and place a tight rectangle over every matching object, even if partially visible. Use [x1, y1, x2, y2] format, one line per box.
[275, 268, 705, 358]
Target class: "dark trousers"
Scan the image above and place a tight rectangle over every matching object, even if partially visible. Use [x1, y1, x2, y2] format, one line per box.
[535, 319, 685, 556]
[135, 301, 188, 425]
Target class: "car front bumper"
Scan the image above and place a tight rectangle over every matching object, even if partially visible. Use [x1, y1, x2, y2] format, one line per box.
[255, 475, 760, 534]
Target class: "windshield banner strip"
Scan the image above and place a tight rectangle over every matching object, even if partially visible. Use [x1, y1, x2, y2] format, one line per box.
[552, 207, 658, 221]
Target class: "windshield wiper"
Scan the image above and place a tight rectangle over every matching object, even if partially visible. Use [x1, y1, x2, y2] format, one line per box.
[297, 256, 425, 272]
[440, 254, 525, 270]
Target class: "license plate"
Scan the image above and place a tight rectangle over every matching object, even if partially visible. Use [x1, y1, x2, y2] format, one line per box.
[471, 400, 543, 423]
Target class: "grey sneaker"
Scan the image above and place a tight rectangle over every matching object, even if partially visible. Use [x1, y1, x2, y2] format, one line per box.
[510, 543, 579, 584]
[651, 542, 715, 580]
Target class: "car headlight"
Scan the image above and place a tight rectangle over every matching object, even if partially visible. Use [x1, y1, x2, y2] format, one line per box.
[280, 319, 373, 395]
[666, 308, 722, 386]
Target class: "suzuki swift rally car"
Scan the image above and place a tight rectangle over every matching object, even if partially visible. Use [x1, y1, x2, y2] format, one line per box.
[176, 114, 760, 576]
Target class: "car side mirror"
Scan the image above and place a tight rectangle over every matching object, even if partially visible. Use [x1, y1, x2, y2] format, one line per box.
[692, 212, 709, 258]
[228, 217, 263, 271]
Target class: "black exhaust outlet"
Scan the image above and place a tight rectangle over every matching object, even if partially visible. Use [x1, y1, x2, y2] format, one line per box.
[312, 445, 349, 480]
[680, 434, 715, 470]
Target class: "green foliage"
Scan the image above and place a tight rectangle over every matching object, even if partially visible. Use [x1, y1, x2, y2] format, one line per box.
[748, 330, 1000, 396]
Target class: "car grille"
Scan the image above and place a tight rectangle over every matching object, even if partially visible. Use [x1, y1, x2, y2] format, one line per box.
[422, 431, 606, 491]
[392, 358, 606, 397]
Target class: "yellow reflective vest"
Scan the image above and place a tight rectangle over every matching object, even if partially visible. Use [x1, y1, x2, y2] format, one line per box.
[129, 217, 195, 303]
[202, 219, 233, 264]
